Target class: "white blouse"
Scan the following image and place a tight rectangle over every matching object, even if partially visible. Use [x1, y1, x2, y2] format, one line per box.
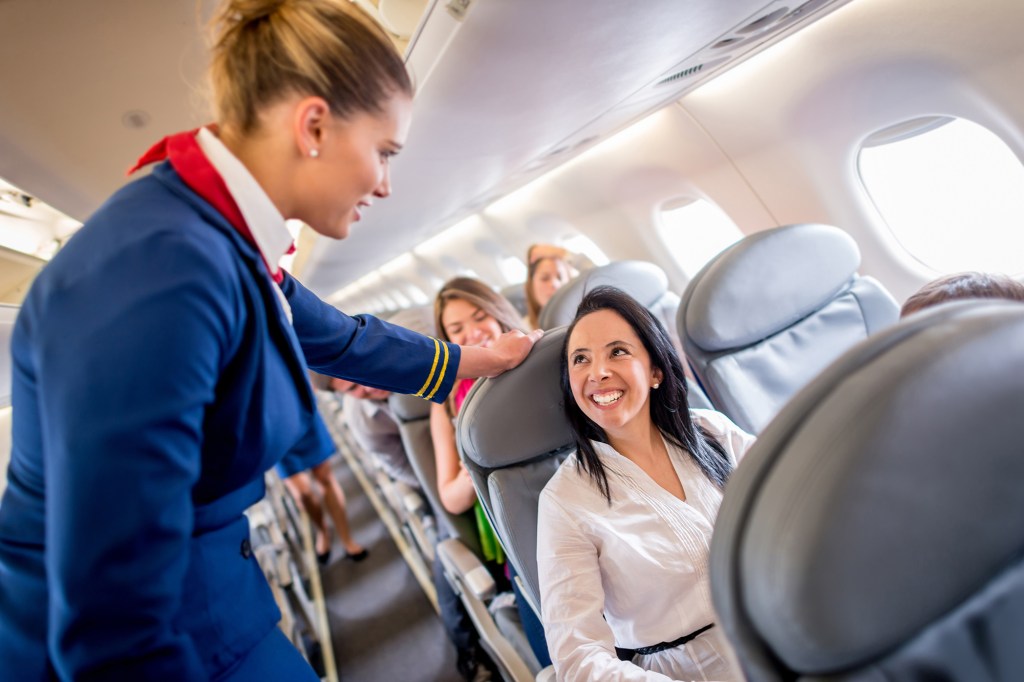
[537, 409, 755, 682]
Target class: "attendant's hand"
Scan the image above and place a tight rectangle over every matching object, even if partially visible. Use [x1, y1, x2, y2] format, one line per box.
[457, 329, 543, 379]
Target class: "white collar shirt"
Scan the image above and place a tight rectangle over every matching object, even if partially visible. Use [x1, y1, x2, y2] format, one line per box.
[196, 126, 294, 323]
[537, 409, 755, 681]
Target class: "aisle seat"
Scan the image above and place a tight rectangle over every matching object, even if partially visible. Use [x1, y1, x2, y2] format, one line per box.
[389, 392, 544, 680]
[458, 328, 572, 618]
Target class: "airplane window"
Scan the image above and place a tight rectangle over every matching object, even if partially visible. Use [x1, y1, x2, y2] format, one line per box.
[657, 197, 743, 277]
[498, 255, 527, 284]
[561, 234, 610, 266]
[859, 117, 1024, 274]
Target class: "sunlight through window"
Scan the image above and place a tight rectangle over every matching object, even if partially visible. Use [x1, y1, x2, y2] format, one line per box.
[657, 197, 743, 277]
[859, 117, 1024, 274]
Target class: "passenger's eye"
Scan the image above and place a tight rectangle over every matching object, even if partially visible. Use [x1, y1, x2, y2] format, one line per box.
[611, 347, 629, 357]
[571, 354, 587, 365]
[473, 312, 488, 322]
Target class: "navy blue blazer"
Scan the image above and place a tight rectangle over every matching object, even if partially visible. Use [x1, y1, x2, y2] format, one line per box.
[0, 161, 458, 680]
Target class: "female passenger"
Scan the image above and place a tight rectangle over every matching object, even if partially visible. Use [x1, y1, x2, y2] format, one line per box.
[525, 255, 575, 329]
[431, 276, 552, 677]
[538, 286, 754, 681]
[0, 2, 539, 680]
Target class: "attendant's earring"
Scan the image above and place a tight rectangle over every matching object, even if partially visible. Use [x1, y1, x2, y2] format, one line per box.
[309, 149, 320, 159]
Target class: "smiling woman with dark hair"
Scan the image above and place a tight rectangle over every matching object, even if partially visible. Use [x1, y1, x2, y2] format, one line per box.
[537, 286, 754, 681]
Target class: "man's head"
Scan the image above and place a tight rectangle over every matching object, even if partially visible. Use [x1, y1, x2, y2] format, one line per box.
[328, 377, 392, 402]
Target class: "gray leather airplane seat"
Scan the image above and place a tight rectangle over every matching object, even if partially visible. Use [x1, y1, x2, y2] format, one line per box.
[501, 282, 529, 318]
[678, 223, 898, 433]
[458, 328, 573, 615]
[710, 300, 1024, 682]
[538, 260, 713, 410]
[388, 393, 480, 556]
[389, 392, 542, 680]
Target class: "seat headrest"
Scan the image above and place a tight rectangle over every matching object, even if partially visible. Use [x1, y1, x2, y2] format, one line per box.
[500, 282, 528, 317]
[458, 327, 572, 469]
[388, 392, 432, 422]
[711, 300, 1024, 674]
[538, 261, 668, 330]
[683, 224, 860, 351]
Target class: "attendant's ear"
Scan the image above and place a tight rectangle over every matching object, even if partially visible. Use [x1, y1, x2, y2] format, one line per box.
[294, 96, 331, 158]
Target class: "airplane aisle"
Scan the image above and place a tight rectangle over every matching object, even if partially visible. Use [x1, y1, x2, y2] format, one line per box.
[320, 450, 462, 682]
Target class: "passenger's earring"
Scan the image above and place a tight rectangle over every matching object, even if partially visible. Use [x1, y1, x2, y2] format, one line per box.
[652, 383, 660, 390]
[309, 149, 320, 159]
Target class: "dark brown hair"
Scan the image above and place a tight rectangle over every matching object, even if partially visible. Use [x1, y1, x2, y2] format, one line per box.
[561, 286, 732, 504]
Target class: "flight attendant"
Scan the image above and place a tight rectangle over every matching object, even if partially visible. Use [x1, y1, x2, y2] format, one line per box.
[0, 1, 540, 680]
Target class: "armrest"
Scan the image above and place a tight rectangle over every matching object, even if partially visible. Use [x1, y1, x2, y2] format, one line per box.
[396, 482, 427, 515]
[437, 538, 496, 601]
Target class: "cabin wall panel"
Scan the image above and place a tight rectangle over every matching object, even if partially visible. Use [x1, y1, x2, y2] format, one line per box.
[677, 0, 1024, 301]
[480, 105, 777, 294]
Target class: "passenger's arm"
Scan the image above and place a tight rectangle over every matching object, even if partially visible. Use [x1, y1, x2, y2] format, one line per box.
[538, 494, 676, 682]
[456, 328, 543, 379]
[41, 236, 229, 679]
[430, 403, 478, 514]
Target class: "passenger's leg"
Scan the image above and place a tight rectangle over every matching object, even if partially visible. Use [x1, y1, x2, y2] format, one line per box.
[283, 471, 332, 558]
[508, 563, 551, 667]
[310, 460, 366, 558]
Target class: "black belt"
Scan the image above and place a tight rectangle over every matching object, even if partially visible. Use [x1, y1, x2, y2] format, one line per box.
[615, 623, 715, 661]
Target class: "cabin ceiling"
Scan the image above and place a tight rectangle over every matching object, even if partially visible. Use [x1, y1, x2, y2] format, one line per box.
[0, 0, 852, 300]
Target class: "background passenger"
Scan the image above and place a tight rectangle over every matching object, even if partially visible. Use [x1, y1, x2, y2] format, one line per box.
[319, 375, 419, 489]
[276, 394, 368, 565]
[0, 2, 540, 679]
[900, 271, 1024, 317]
[538, 286, 754, 681]
[525, 255, 575, 329]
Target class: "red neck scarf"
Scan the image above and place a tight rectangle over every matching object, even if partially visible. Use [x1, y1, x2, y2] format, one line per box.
[128, 128, 292, 283]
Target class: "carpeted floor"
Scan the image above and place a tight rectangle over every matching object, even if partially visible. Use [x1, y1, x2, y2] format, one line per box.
[321, 453, 463, 682]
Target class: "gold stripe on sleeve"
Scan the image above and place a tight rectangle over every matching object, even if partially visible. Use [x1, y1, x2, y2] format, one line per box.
[424, 341, 451, 401]
[415, 337, 441, 397]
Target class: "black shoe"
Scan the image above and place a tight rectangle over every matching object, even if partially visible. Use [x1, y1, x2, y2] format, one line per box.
[344, 548, 369, 562]
[316, 548, 332, 566]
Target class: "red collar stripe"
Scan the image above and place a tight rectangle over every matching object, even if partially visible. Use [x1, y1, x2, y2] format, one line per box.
[129, 129, 289, 284]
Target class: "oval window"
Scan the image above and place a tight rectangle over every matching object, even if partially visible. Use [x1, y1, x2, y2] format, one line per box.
[859, 116, 1024, 274]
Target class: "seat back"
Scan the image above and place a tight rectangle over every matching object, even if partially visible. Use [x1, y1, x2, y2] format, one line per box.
[538, 260, 679, 345]
[711, 300, 1024, 681]
[388, 393, 481, 555]
[679, 223, 898, 433]
[538, 260, 712, 410]
[501, 282, 529, 318]
[457, 328, 573, 611]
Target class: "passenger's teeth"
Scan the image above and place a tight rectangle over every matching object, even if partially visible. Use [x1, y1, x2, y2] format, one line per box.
[593, 391, 622, 405]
